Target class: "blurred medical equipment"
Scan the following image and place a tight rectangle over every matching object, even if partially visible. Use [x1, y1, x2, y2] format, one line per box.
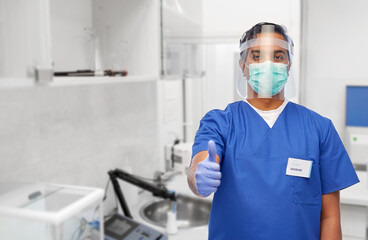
[237, 23, 296, 100]
[35, 67, 53, 84]
[104, 213, 167, 240]
[164, 140, 193, 174]
[345, 86, 368, 168]
[165, 212, 178, 235]
[104, 168, 177, 240]
[0, 182, 104, 240]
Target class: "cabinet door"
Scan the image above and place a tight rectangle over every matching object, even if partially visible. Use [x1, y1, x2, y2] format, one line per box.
[0, 0, 51, 79]
[341, 204, 366, 240]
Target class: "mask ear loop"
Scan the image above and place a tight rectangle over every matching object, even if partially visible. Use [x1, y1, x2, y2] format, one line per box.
[245, 61, 250, 69]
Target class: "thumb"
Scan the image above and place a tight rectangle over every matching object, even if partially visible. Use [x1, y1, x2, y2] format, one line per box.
[207, 140, 217, 163]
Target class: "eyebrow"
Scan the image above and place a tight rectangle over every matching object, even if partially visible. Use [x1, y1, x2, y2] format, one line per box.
[250, 49, 287, 54]
[274, 50, 287, 54]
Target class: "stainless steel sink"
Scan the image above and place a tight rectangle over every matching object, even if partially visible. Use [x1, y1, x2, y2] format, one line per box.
[139, 195, 211, 229]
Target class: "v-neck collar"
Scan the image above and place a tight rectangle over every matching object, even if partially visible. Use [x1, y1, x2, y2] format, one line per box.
[242, 100, 290, 129]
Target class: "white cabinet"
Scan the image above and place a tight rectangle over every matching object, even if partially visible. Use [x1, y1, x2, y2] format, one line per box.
[51, 0, 160, 78]
[0, 0, 52, 79]
[340, 171, 368, 240]
[341, 204, 367, 240]
[0, 0, 160, 83]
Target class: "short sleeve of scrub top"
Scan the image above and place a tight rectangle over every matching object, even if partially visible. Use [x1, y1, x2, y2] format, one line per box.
[319, 120, 359, 194]
[191, 107, 231, 161]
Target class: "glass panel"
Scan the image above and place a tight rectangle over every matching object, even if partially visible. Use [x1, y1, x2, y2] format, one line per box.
[0, 182, 93, 212]
[164, 43, 204, 77]
[161, 0, 204, 77]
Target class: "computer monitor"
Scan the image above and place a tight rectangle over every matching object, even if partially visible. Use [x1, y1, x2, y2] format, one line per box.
[346, 86, 368, 127]
[345, 86, 368, 167]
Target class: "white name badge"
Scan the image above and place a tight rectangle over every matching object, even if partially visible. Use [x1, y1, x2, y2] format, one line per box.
[286, 158, 313, 178]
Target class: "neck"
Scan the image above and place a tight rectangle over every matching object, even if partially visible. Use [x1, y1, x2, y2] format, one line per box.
[246, 87, 286, 110]
[247, 98, 285, 111]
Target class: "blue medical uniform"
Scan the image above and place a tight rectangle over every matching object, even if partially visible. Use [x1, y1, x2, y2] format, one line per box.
[192, 101, 359, 240]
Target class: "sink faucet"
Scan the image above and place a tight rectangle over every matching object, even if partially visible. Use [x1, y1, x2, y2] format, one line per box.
[155, 170, 183, 186]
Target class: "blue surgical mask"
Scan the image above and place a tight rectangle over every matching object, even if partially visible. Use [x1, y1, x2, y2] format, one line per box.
[248, 60, 288, 96]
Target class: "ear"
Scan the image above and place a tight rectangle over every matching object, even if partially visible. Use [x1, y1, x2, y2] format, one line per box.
[239, 59, 249, 77]
[239, 59, 244, 69]
[287, 62, 291, 77]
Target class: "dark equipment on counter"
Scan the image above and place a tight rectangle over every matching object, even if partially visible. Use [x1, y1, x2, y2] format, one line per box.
[105, 168, 175, 240]
[54, 69, 128, 77]
[108, 168, 177, 219]
[104, 213, 167, 240]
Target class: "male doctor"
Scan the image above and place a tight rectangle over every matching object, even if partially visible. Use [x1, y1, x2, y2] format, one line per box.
[187, 22, 359, 240]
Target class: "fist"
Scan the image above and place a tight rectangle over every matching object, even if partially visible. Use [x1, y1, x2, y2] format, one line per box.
[195, 140, 222, 197]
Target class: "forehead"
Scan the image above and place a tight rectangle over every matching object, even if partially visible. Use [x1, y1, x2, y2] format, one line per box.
[255, 32, 286, 40]
[248, 32, 288, 52]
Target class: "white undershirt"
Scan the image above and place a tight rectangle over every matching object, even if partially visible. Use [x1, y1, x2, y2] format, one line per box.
[244, 99, 289, 128]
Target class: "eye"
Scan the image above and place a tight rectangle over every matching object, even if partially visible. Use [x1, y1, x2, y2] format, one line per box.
[275, 55, 283, 60]
[252, 54, 260, 61]
[274, 53, 286, 62]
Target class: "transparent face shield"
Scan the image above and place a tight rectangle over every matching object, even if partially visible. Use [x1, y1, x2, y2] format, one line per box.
[237, 27, 296, 100]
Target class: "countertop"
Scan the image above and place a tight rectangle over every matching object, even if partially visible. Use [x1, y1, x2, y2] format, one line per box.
[340, 170, 368, 206]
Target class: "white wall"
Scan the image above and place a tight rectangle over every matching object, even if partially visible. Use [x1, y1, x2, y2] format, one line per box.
[301, 0, 368, 136]
[202, 44, 239, 112]
[202, 0, 295, 38]
[0, 0, 162, 215]
[0, 81, 160, 213]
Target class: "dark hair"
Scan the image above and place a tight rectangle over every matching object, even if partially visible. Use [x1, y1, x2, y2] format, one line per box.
[240, 22, 294, 59]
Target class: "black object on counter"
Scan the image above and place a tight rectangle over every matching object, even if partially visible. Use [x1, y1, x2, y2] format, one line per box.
[108, 168, 177, 219]
[54, 69, 128, 77]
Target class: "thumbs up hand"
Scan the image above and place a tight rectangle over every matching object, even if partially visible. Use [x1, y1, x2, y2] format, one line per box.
[195, 140, 222, 197]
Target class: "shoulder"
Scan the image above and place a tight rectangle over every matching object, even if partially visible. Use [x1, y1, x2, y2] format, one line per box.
[289, 102, 331, 124]
[199, 102, 247, 132]
[288, 102, 333, 137]
[202, 101, 243, 120]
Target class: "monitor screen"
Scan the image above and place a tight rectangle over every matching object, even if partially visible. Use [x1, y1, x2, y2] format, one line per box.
[346, 86, 368, 127]
[107, 218, 133, 236]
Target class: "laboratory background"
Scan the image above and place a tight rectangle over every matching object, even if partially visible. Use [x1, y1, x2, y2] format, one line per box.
[0, 0, 367, 240]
